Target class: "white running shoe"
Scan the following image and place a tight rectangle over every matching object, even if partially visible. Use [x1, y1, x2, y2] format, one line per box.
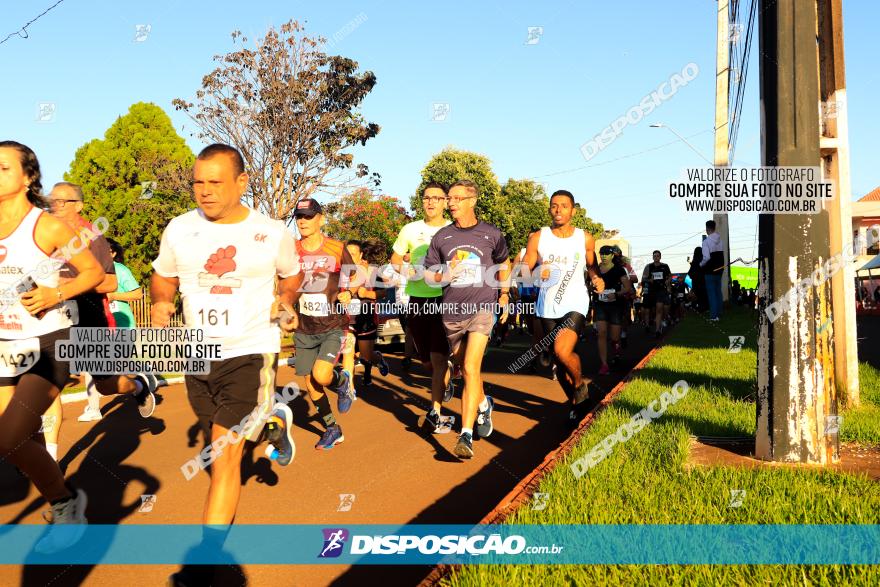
[77, 408, 102, 422]
[34, 489, 88, 554]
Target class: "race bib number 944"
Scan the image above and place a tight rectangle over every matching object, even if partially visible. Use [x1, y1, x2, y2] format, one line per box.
[0, 338, 40, 377]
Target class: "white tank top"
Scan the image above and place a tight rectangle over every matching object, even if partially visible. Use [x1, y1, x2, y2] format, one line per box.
[0, 207, 73, 339]
[535, 227, 590, 319]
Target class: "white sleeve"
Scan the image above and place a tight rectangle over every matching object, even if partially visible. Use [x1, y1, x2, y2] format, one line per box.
[700, 238, 710, 266]
[276, 228, 300, 277]
[152, 225, 179, 278]
[391, 224, 410, 256]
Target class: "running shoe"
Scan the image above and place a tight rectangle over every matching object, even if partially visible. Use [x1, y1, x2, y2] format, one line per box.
[315, 424, 344, 450]
[338, 385, 355, 414]
[573, 381, 590, 405]
[133, 372, 158, 418]
[453, 432, 474, 459]
[401, 357, 412, 371]
[77, 407, 102, 422]
[418, 410, 455, 434]
[34, 488, 88, 554]
[598, 363, 610, 376]
[475, 396, 495, 438]
[264, 403, 295, 466]
[443, 377, 454, 403]
[376, 353, 389, 376]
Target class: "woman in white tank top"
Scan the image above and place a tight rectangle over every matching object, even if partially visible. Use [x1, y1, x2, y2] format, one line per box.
[0, 141, 104, 552]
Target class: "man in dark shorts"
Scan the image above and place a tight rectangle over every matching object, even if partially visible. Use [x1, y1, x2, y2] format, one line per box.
[424, 179, 510, 458]
[152, 145, 301, 586]
[641, 249, 672, 337]
[390, 182, 455, 433]
[521, 190, 605, 422]
[288, 198, 357, 450]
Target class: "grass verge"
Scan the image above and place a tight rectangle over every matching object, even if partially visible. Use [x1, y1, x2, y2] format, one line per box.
[444, 306, 880, 586]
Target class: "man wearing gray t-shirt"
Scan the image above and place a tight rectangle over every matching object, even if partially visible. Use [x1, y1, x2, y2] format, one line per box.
[424, 179, 510, 459]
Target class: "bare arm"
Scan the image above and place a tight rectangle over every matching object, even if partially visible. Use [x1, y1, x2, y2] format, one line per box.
[109, 287, 143, 302]
[95, 273, 118, 294]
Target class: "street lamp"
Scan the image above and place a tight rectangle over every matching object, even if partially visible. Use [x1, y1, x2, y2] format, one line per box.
[649, 123, 715, 165]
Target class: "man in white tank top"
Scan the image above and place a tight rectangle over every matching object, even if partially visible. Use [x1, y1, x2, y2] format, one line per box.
[151, 144, 301, 587]
[520, 190, 604, 422]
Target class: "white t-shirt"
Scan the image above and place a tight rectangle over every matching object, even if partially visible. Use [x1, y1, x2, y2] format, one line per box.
[152, 209, 299, 359]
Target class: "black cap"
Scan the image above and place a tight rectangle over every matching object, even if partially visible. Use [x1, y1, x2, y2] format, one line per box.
[293, 198, 323, 218]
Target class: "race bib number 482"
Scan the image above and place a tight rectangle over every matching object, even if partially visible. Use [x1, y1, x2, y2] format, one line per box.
[0, 338, 40, 377]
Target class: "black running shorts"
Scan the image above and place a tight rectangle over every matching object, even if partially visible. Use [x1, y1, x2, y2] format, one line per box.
[539, 311, 586, 338]
[0, 328, 72, 390]
[407, 296, 449, 360]
[185, 353, 277, 443]
[594, 301, 624, 326]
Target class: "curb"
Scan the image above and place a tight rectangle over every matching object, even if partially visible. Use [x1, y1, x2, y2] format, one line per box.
[60, 357, 296, 405]
[418, 343, 664, 587]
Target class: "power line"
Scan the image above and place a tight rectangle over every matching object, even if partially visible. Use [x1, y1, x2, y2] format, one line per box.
[530, 129, 713, 180]
[0, 0, 66, 46]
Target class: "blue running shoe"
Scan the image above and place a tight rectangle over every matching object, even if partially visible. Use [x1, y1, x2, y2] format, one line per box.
[453, 432, 474, 459]
[377, 353, 389, 376]
[476, 396, 495, 438]
[315, 424, 344, 450]
[264, 403, 295, 466]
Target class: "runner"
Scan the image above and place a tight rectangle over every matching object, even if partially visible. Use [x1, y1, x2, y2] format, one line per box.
[620, 255, 639, 348]
[521, 190, 605, 422]
[78, 238, 143, 422]
[594, 245, 634, 375]
[0, 141, 104, 553]
[390, 182, 454, 434]
[287, 197, 356, 450]
[341, 239, 389, 391]
[423, 179, 510, 458]
[641, 250, 672, 337]
[48, 182, 158, 426]
[149, 144, 300, 586]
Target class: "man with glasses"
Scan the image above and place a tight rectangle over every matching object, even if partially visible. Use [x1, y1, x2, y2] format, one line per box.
[44, 184, 157, 458]
[390, 182, 454, 434]
[424, 180, 510, 458]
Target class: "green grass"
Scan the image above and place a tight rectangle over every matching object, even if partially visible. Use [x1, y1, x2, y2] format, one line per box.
[841, 362, 880, 444]
[445, 307, 880, 587]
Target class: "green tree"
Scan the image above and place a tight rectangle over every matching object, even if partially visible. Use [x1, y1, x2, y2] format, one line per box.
[65, 102, 195, 283]
[413, 148, 512, 236]
[499, 179, 550, 254]
[324, 189, 410, 261]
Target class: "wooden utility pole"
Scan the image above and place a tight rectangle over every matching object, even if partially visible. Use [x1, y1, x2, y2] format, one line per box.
[714, 0, 731, 301]
[817, 0, 859, 406]
[755, 0, 838, 464]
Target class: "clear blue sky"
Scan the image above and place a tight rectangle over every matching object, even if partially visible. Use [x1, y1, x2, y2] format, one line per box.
[3, 0, 878, 272]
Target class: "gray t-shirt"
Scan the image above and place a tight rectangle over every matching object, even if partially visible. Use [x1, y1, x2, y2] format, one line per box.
[423, 220, 509, 322]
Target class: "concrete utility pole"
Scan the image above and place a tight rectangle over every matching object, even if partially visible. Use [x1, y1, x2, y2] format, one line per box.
[755, 0, 838, 464]
[817, 0, 859, 406]
[714, 0, 731, 301]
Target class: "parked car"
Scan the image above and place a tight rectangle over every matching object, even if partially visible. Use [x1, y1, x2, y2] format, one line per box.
[376, 286, 406, 346]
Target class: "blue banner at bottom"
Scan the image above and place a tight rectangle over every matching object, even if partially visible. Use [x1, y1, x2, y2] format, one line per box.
[0, 524, 877, 565]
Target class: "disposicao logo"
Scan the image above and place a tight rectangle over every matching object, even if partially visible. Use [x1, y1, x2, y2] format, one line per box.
[318, 528, 349, 558]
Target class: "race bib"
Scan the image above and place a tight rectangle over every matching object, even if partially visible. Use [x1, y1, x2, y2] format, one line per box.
[186, 293, 244, 337]
[677, 293, 685, 299]
[0, 338, 40, 378]
[300, 292, 330, 317]
[109, 301, 120, 313]
[347, 299, 362, 316]
[652, 272, 664, 281]
[598, 289, 617, 303]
